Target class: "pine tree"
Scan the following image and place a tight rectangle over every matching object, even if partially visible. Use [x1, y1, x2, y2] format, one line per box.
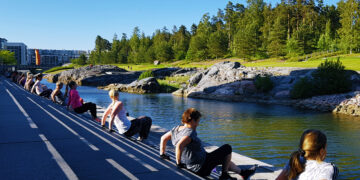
[128, 27, 141, 63]
[171, 25, 191, 60]
[338, 0, 360, 54]
[187, 14, 212, 60]
[207, 30, 228, 59]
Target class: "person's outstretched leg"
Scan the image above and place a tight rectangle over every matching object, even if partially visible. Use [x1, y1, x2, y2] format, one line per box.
[87, 102, 97, 119]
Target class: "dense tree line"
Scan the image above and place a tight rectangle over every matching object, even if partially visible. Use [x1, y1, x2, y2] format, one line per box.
[87, 0, 360, 64]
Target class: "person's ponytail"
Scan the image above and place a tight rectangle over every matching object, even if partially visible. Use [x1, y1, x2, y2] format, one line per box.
[288, 149, 306, 180]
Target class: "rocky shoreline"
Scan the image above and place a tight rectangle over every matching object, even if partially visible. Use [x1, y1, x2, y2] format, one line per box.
[45, 62, 360, 116]
[173, 61, 360, 116]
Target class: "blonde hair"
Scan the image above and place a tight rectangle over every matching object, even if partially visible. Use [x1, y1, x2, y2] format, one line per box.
[288, 129, 327, 180]
[109, 89, 119, 98]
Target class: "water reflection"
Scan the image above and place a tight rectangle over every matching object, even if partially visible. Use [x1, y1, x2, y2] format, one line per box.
[43, 81, 360, 179]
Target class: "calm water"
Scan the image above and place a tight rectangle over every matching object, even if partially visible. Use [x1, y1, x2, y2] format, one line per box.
[44, 81, 360, 179]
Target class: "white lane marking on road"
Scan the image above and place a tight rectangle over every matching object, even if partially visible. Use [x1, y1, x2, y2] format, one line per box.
[69, 111, 203, 180]
[39, 134, 79, 180]
[6, 88, 38, 128]
[4, 80, 14, 87]
[47, 105, 159, 172]
[5, 88, 78, 179]
[27, 97, 99, 151]
[106, 159, 139, 180]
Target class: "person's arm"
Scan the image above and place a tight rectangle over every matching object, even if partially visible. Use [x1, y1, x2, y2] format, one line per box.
[108, 102, 123, 129]
[51, 89, 58, 102]
[160, 131, 171, 155]
[175, 136, 191, 165]
[101, 104, 112, 126]
[30, 81, 37, 93]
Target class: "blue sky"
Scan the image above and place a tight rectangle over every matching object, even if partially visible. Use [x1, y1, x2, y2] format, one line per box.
[1, 0, 339, 50]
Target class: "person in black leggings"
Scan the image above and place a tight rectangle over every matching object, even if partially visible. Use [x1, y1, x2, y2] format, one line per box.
[159, 108, 256, 180]
[67, 81, 100, 122]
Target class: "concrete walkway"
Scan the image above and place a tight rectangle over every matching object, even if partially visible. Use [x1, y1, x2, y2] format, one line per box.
[0, 76, 281, 179]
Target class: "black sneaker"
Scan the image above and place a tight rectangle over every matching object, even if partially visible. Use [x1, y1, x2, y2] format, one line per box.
[219, 172, 236, 180]
[108, 129, 115, 133]
[240, 165, 257, 180]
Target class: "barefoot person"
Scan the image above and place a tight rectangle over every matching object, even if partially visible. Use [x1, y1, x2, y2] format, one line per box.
[160, 108, 256, 180]
[276, 129, 339, 180]
[101, 89, 152, 140]
[67, 81, 100, 122]
[51, 82, 66, 105]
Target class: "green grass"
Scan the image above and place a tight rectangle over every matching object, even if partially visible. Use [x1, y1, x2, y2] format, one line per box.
[241, 54, 360, 71]
[43, 65, 75, 74]
[157, 76, 190, 93]
[43, 53, 360, 75]
[114, 63, 171, 71]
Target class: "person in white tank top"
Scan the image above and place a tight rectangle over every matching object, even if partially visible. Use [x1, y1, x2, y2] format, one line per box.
[101, 90, 131, 133]
[276, 129, 339, 180]
[101, 90, 152, 141]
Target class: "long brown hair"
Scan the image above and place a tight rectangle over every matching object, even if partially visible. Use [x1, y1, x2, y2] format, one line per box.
[181, 108, 201, 124]
[288, 129, 327, 179]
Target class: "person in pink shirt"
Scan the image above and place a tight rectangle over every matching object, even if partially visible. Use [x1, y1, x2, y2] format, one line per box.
[67, 81, 100, 122]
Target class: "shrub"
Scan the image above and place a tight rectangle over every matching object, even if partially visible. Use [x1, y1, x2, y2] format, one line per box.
[290, 57, 352, 99]
[138, 70, 155, 80]
[254, 75, 274, 93]
[290, 77, 315, 99]
[312, 58, 352, 95]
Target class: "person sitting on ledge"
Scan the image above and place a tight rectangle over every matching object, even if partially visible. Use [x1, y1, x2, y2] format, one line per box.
[51, 82, 67, 105]
[18, 73, 26, 86]
[159, 108, 256, 180]
[67, 81, 100, 122]
[31, 73, 52, 98]
[276, 129, 339, 180]
[101, 89, 152, 141]
[24, 73, 34, 91]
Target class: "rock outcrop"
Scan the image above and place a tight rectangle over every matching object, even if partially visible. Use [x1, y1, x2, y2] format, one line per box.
[100, 77, 161, 94]
[45, 65, 141, 86]
[174, 61, 309, 99]
[333, 94, 360, 116]
[173, 61, 360, 115]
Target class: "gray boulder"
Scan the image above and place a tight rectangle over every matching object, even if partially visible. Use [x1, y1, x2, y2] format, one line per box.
[189, 72, 203, 86]
[108, 77, 161, 94]
[154, 60, 160, 65]
[45, 65, 137, 86]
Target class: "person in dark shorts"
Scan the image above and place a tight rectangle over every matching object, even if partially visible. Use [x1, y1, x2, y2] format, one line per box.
[101, 89, 152, 141]
[159, 108, 256, 180]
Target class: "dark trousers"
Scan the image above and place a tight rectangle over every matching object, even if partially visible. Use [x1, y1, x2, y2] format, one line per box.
[39, 89, 53, 98]
[54, 92, 65, 105]
[124, 116, 152, 139]
[74, 102, 97, 119]
[196, 144, 232, 177]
